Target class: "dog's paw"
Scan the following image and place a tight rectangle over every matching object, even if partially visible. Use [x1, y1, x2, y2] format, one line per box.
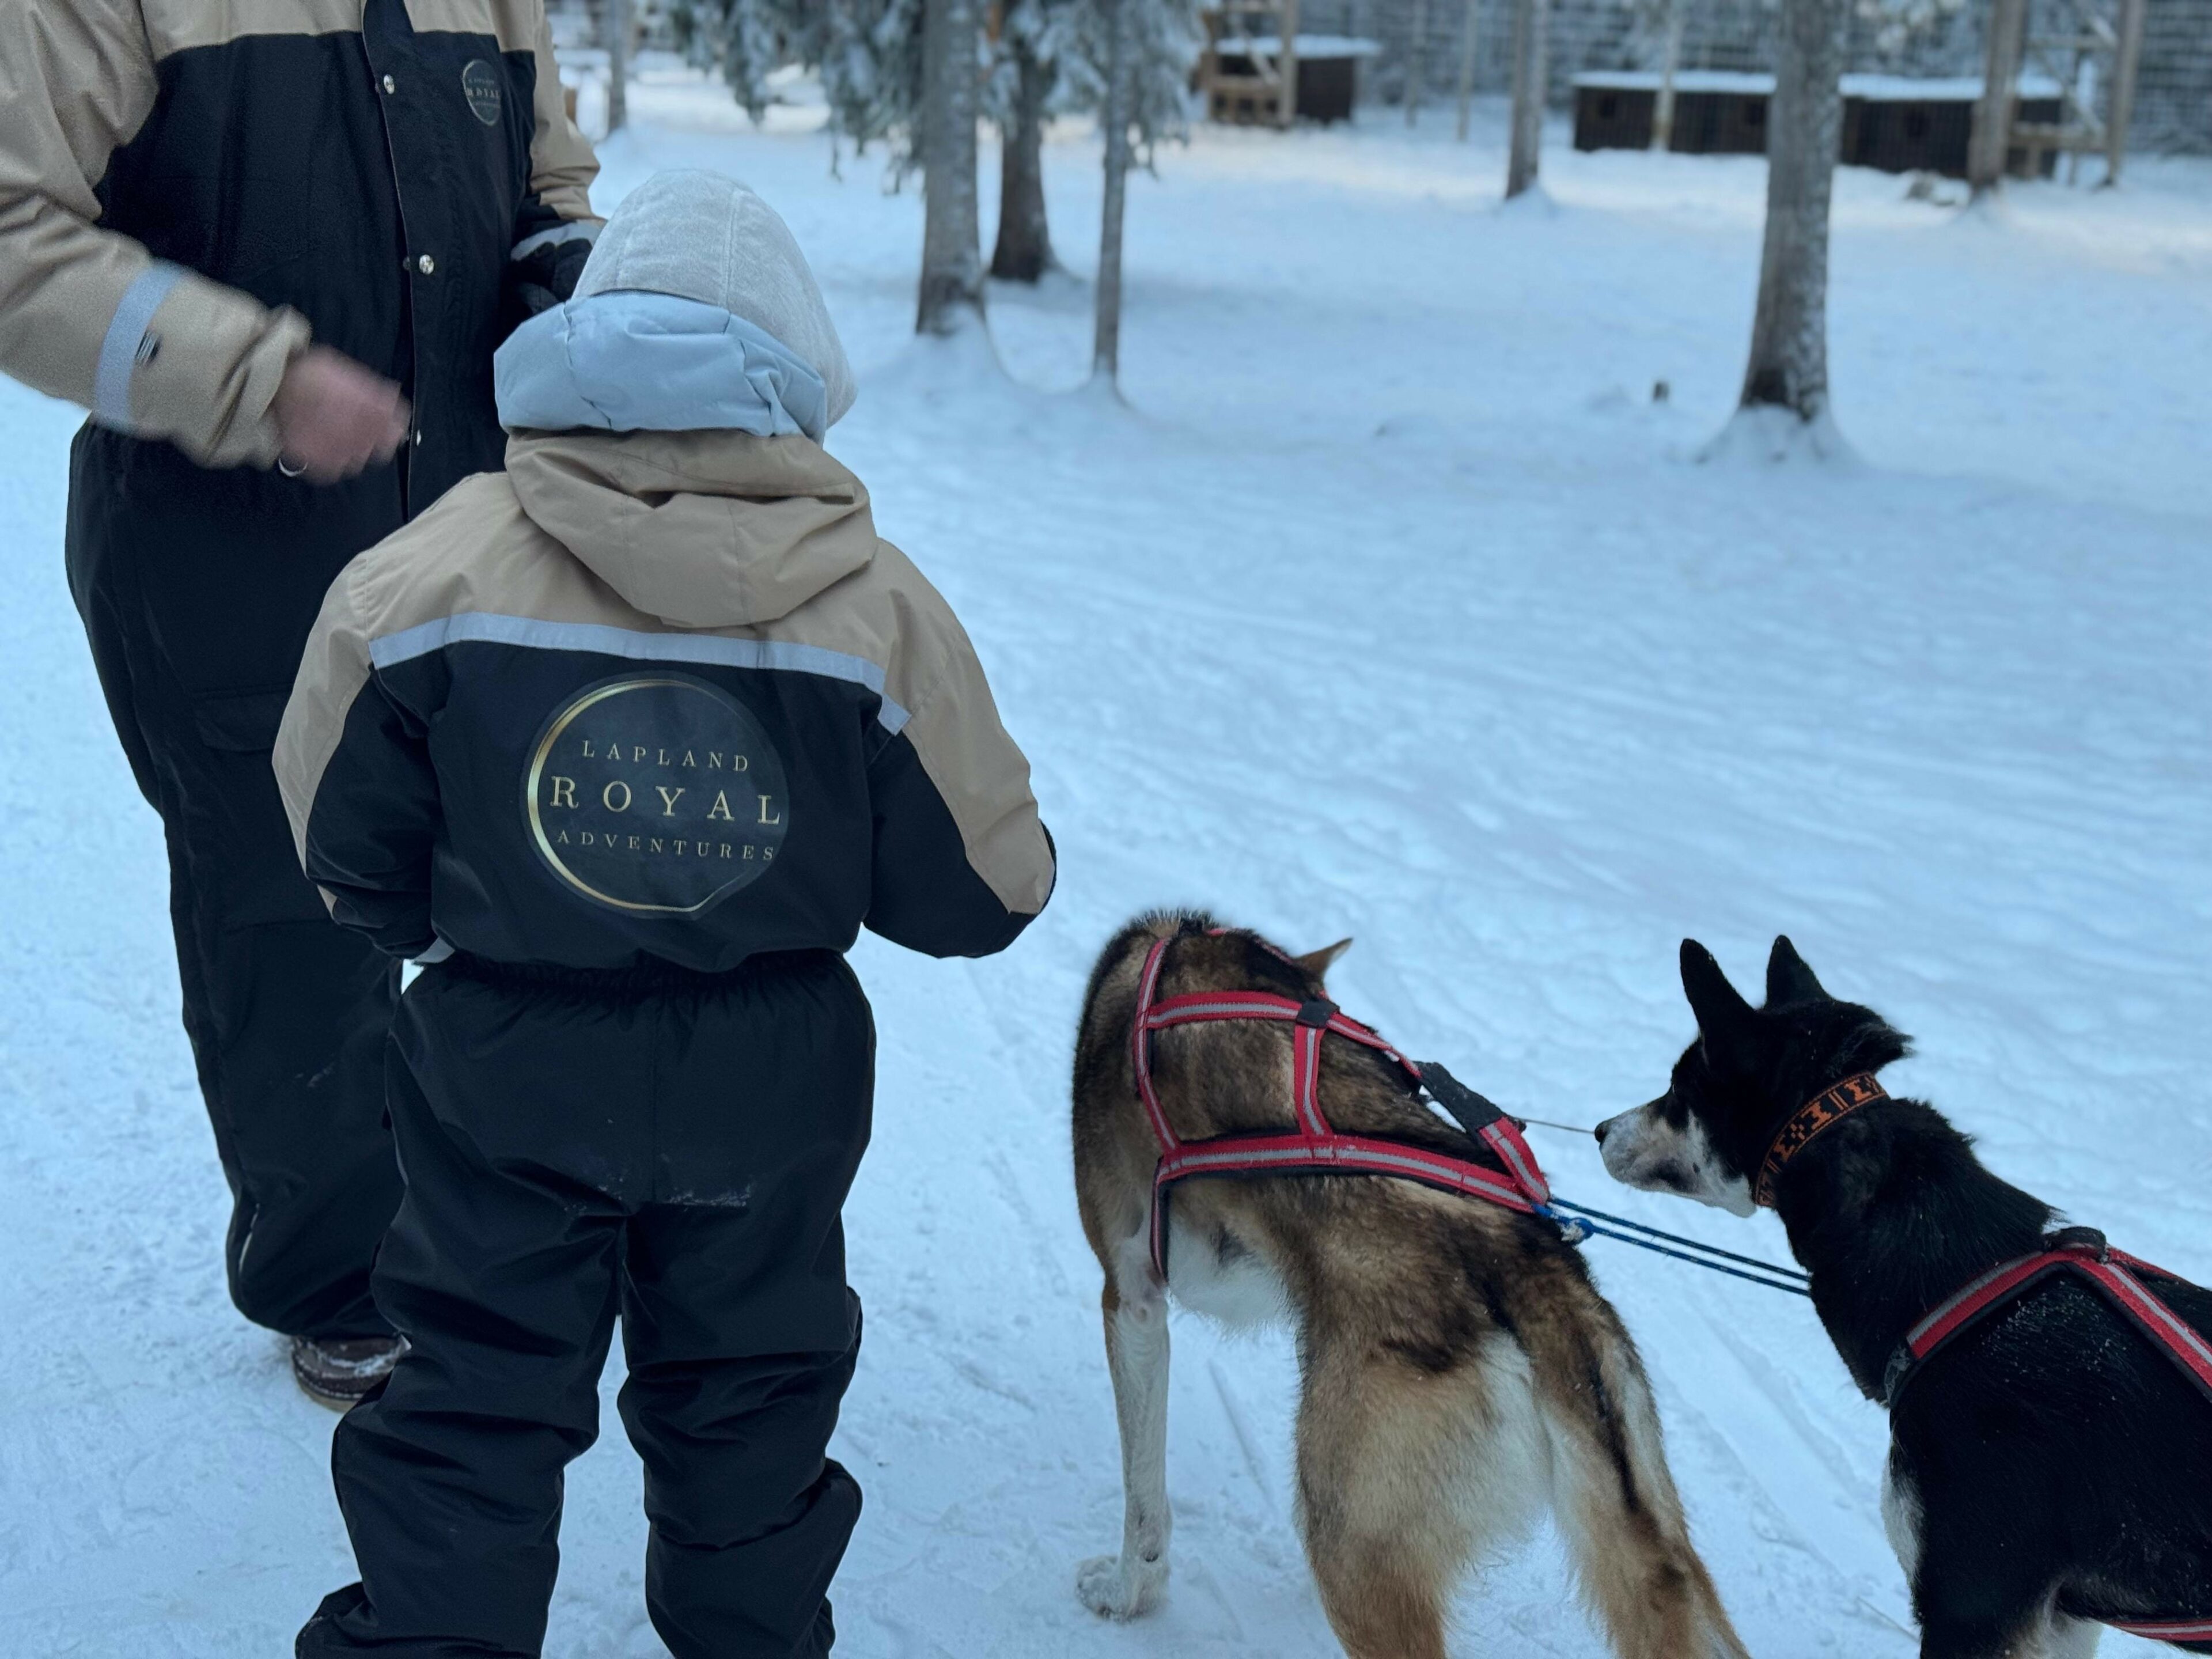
[1075, 1553, 1165, 1620]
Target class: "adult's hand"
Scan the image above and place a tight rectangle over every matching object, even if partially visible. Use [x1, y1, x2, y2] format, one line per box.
[271, 346, 411, 482]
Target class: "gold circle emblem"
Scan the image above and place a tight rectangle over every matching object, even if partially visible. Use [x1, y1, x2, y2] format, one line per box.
[524, 675, 790, 915]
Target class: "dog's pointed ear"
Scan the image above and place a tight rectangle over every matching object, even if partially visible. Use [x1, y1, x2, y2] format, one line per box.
[1294, 937, 1353, 979]
[1680, 940, 1753, 1036]
[1764, 935, 1826, 1006]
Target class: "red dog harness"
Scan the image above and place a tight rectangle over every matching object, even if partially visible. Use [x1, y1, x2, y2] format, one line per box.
[1881, 1229, 2212, 1410]
[2120, 1622, 2212, 1652]
[1131, 935, 1550, 1279]
[1880, 1229, 2212, 1652]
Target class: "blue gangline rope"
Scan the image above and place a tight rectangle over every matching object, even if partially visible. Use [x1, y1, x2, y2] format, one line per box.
[1539, 1196, 1813, 1298]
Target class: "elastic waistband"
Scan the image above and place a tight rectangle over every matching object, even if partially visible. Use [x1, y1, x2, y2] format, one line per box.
[439, 948, 840, 1001]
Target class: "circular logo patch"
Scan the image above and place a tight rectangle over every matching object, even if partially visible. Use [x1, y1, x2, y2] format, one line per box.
[524, 675, 790, 915]
[461, 59, 503, 126]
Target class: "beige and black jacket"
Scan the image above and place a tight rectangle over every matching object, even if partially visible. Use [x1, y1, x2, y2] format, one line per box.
[275, 430, 1056, 972]
[0, 0, 596, 480]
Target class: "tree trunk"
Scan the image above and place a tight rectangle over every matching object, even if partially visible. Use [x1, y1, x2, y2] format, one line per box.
[2101, 0, 2146, 187]
[605, 0, 630, 134]
[1092, 0, 1135, 382]
[1276, 0, 1301, 128]
[1406, 0, 1429, 125]
[1738, 0, 1844, 421]
[1453, 0, 1480, 142]
[990, 40, 1056, 281]
[918, 0, 987, 334]
[1651, 0, 1685, 151]
[1505, 0, 1547, 198]
[1967, 0, 2028, 197]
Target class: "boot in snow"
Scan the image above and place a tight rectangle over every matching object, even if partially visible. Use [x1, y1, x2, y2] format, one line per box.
[291, 1334, 406, 1410]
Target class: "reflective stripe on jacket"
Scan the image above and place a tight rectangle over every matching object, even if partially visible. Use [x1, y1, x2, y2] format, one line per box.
[275, 429, 1057, 971]
[0, 0, 597, 487]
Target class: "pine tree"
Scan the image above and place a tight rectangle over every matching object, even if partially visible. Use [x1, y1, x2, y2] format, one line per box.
[683, 0, 1194, 353]
[1067, 0, 1199, 159]
[680, 0, 926, 162]
[988, 0, 1082, 281]
[675, 0, 789, 119]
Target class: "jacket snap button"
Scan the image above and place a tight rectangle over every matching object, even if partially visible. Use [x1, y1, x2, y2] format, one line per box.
[416, 254, 436, 275]
[381, 73, 396, 94]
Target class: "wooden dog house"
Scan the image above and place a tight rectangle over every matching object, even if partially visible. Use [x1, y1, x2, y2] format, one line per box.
[1571, 70, 2065, 178]
[1199, 5, 1380, 126]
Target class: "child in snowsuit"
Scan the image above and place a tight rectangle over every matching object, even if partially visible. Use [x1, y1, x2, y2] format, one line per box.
[275, 170, 1056, 1658]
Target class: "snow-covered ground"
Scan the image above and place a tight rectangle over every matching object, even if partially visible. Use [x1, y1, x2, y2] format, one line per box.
[3, 68, 2209, 1658]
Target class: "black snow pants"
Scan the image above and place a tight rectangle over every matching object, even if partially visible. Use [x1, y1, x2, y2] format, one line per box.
[65, 427, 405, 1340]
[299, 949, 874, 1659]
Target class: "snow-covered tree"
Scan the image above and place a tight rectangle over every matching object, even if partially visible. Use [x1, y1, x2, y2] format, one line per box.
[1701, 0, 1959, 454]
[1505, 0, 1548, 196]
[916, 0, 987, 332]
[1857, 0, 1966, 57]
[587, 0, 639, 131]
[1642, 0, 1687, 150]
[679, 0, 956, 331]
[1453, 0, 1481, 140]
[1092, 0, 1135, 378]
[683, 0, 1191, 349]
[1068, 0, 1199, 156]
[1086, 0, 1200, 382]
[673, 0, 789, 119]
[1968, 0, 2028, 196]
[679, 0, 926, 162]
[1731, 0, 1847, 442]
[988, 0, 1081, 281]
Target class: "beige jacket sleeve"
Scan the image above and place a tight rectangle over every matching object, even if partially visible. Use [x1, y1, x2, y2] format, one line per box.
[522, 10, 600, 233]
[0, 0, 306, 467]
[899, 622, 1056, 922]
[868, 569, 1055, 958]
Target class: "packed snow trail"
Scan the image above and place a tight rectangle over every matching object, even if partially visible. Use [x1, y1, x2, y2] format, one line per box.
[2, 74, 2207, 1657]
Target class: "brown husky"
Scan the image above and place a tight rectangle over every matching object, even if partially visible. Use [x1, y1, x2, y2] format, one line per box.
[1070, 914, 1751, 1659]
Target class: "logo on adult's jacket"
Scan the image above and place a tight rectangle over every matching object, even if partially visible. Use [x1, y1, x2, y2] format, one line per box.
[525, 675, 790, 915]
[461, 60, 504, 126]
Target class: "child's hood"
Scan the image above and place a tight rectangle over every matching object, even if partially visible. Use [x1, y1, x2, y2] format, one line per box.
[490, 167, 869, 629]
[503, 427, 878, 630]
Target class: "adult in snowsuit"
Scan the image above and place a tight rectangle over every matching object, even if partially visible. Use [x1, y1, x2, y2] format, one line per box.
[275, 169, 1056, 1657]
[0, 0, 600, 1403]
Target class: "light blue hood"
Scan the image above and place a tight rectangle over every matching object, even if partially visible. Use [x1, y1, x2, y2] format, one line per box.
[494, 290, 832, 440]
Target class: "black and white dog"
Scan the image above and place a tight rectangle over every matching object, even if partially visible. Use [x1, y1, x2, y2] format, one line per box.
[1596, 937, 2212, 1659]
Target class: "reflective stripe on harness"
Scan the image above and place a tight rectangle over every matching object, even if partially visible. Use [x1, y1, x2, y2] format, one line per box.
[1881, 1231, 2212, 1410]
[1132, 934, 1550, 1279]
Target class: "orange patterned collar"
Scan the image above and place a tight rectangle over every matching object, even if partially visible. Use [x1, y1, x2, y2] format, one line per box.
[1755, 1074, 1889, 1208]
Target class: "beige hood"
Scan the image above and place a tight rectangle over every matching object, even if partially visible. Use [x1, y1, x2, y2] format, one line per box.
[505, 429, 878, 630]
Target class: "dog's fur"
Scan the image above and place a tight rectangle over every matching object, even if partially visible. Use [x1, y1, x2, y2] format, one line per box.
[1599, 936, 2212, 1659]
[1071, 913, 1749, 1659]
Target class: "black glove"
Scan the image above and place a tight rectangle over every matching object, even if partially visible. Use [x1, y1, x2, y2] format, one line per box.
[501, 232, 594, 337]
